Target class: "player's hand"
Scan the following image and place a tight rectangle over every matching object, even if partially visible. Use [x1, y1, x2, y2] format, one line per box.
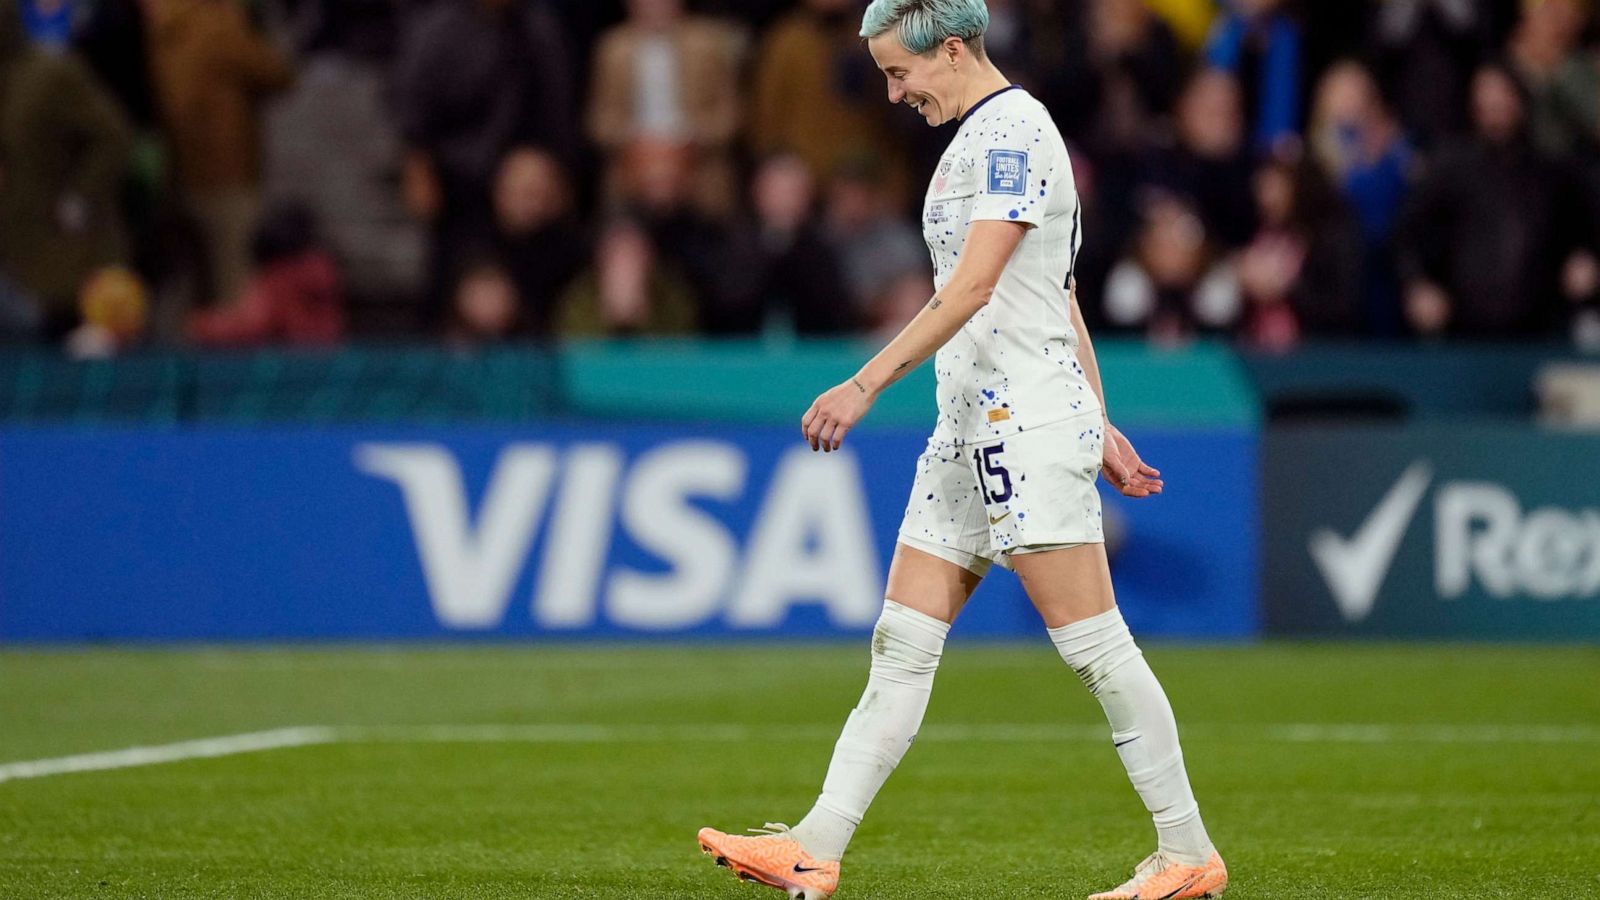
[1101, 421, 1163, 498]
[801, 379, 875, 452]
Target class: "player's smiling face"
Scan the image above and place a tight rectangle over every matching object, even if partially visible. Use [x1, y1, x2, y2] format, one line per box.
[867, 32, 962, 127]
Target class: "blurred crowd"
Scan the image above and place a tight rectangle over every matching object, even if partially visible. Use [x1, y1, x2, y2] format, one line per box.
[4, 0, 1600, 356]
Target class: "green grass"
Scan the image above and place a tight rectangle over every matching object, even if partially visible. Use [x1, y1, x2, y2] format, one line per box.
[2, 643, 1599, 898]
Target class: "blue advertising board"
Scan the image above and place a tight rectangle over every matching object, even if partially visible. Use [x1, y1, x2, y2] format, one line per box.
[0, 423, 1257, 641]
[1263, 423, 1600, 639]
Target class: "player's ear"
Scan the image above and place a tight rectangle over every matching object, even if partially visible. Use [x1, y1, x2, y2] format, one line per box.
[944, 36, 962, 68]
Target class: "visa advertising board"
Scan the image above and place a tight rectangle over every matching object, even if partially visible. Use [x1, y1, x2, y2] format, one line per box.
[0, 424, 1256, 641]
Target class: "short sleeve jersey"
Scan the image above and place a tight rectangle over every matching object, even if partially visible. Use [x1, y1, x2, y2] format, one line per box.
[921, 85, 1100, 446]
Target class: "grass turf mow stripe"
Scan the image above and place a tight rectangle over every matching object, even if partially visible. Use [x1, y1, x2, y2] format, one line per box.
[5, 721, 1599, 785]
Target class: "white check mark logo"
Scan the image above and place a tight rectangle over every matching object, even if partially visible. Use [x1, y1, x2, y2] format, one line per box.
[1308, 461, 1433, 623]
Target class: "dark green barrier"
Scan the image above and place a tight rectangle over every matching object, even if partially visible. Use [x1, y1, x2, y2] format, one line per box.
[561, 338, 1255, 429]
[0, 347, 560, 424]
[0, 353, 185, 423]
[1242, 342, 1586, 420]
[0, 339, 1255, 428]
[1263, 422, 1600, 638]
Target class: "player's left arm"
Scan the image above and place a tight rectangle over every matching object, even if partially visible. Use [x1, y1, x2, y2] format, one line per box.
[1068, 280, 1163, 498]
[802, 220, 1027, 452]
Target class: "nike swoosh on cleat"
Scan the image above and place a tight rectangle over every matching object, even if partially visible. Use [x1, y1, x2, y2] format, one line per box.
[793, 864, 826, 874]
[1156, 875, 1200, 899]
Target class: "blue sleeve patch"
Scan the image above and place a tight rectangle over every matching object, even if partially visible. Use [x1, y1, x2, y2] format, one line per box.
[987, 150, 1028, 196]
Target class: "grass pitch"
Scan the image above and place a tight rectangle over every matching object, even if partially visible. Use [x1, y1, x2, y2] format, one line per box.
[2, 642, 1598, 898]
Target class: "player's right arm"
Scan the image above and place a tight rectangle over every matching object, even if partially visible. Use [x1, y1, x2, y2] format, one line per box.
[801, 220, 1028, 452]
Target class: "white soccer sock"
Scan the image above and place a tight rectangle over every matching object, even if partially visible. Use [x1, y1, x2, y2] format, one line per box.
[1049, 607, 1215, 866]
[790, 599, 950, 861]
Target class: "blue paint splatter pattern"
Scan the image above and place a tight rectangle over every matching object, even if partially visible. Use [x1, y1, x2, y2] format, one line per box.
[918, 87, 1100, 451]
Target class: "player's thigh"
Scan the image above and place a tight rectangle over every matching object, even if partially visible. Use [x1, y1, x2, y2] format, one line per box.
[1009, 541, 1116, 629]
[885, 540, 984, 625]
[893, 437, 993, 624]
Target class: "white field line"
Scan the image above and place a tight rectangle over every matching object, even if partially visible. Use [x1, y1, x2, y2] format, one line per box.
[5, 722, 1599, 786]
[343, 723, 1119, 744]
[1263, 723, 1600, 744]
[349, 723, 1600, 745]
[0, 726, 337, 785]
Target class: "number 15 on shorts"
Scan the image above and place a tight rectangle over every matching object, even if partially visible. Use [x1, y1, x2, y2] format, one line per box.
[972, 443, 1013, 504]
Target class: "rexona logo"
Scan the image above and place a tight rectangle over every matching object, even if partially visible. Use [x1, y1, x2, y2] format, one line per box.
[355, 441, 882, 631]
[1310, 461, 1600, 622]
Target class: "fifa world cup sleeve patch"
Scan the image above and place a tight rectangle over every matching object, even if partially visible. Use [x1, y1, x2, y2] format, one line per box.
[987, 149, 1028, 196]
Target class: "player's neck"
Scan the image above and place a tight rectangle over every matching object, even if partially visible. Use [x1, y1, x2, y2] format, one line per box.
[956, 66, 1014, 122]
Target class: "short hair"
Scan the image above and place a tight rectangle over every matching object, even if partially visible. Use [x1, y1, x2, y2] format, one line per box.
[860, 0, 990, 58]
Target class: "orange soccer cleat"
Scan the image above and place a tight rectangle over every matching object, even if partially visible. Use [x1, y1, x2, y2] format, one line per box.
[697, 823, 840, 900]
[1088, 850, 1228, 900]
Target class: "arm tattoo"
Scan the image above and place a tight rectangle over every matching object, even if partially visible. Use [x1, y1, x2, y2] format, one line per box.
[851, 377, 867, 394]
[893, 361, 910, 374]
[929, 298, 942, 309]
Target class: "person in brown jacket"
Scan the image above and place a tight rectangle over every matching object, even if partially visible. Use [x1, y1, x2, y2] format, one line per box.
[146, 0, 294, 304]
[748, 0, 910, 205]
[586, 0, 746, 218]
[0, 0, 133, 336]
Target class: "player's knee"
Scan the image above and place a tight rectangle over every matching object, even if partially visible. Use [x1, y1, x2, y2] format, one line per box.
[868, 600, 950, 679]
[1047, 607, 1143, 694]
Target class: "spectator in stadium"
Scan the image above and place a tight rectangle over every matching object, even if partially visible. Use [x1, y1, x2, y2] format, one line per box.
[556, 218, 698, 337]
[1298, 0, 1377, 89]
[1070, 0, 1192, 281]
[1140, 69, 1258, 249]
[1203, 0, 1304, 151]
[261, 0, 424, 318]
[1236, 150, 1362, 350]
[186, 204, 345, 346]
[1398, 61, 1599, 337]
[1508, 0, 1600, 167]
[1103, 191, 1241, 343]
[0, 0, 132, 338]
[278, 0, 404, 60]
[586, 0, 746, 220]
[1309, 60, 1415, 336]
[972, 0, 1085, 131]
[821, 156, 929, 323]
[75, 0, 158, 128]
[18, 0, 78, 50]
[703, 152, 855, 335]
[869, 269, 938, 339]
[749, 0, 911, 203]
[492, 147, 588, 337]
[1089, 0, 1188, 127]
[607, 137, 731, 323]
[0, 270, 42, 342]
[1067, 143, 1127, 331]
[147, 0, 295, 306]
[447, 257, 527, 345]
[1147, 0, 1220, 50]
[64, 267, 152, 359]
[394, 0, 576, 327]
[1369, 0, 1502, 149]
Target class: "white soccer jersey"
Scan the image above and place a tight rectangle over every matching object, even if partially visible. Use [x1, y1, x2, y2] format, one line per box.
[921, 85, 1100, 447]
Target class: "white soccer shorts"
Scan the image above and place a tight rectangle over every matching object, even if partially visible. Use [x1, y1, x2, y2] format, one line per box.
[897, 410, 1106, 576]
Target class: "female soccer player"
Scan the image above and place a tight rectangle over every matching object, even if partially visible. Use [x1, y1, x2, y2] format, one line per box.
[698, 2, 1226, 897]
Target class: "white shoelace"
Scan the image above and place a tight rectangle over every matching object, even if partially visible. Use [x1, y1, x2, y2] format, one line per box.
[1112, 851, 1170, 889]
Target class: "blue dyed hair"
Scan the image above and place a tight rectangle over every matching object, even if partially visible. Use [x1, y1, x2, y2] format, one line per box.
[859, 0, 990, 58]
